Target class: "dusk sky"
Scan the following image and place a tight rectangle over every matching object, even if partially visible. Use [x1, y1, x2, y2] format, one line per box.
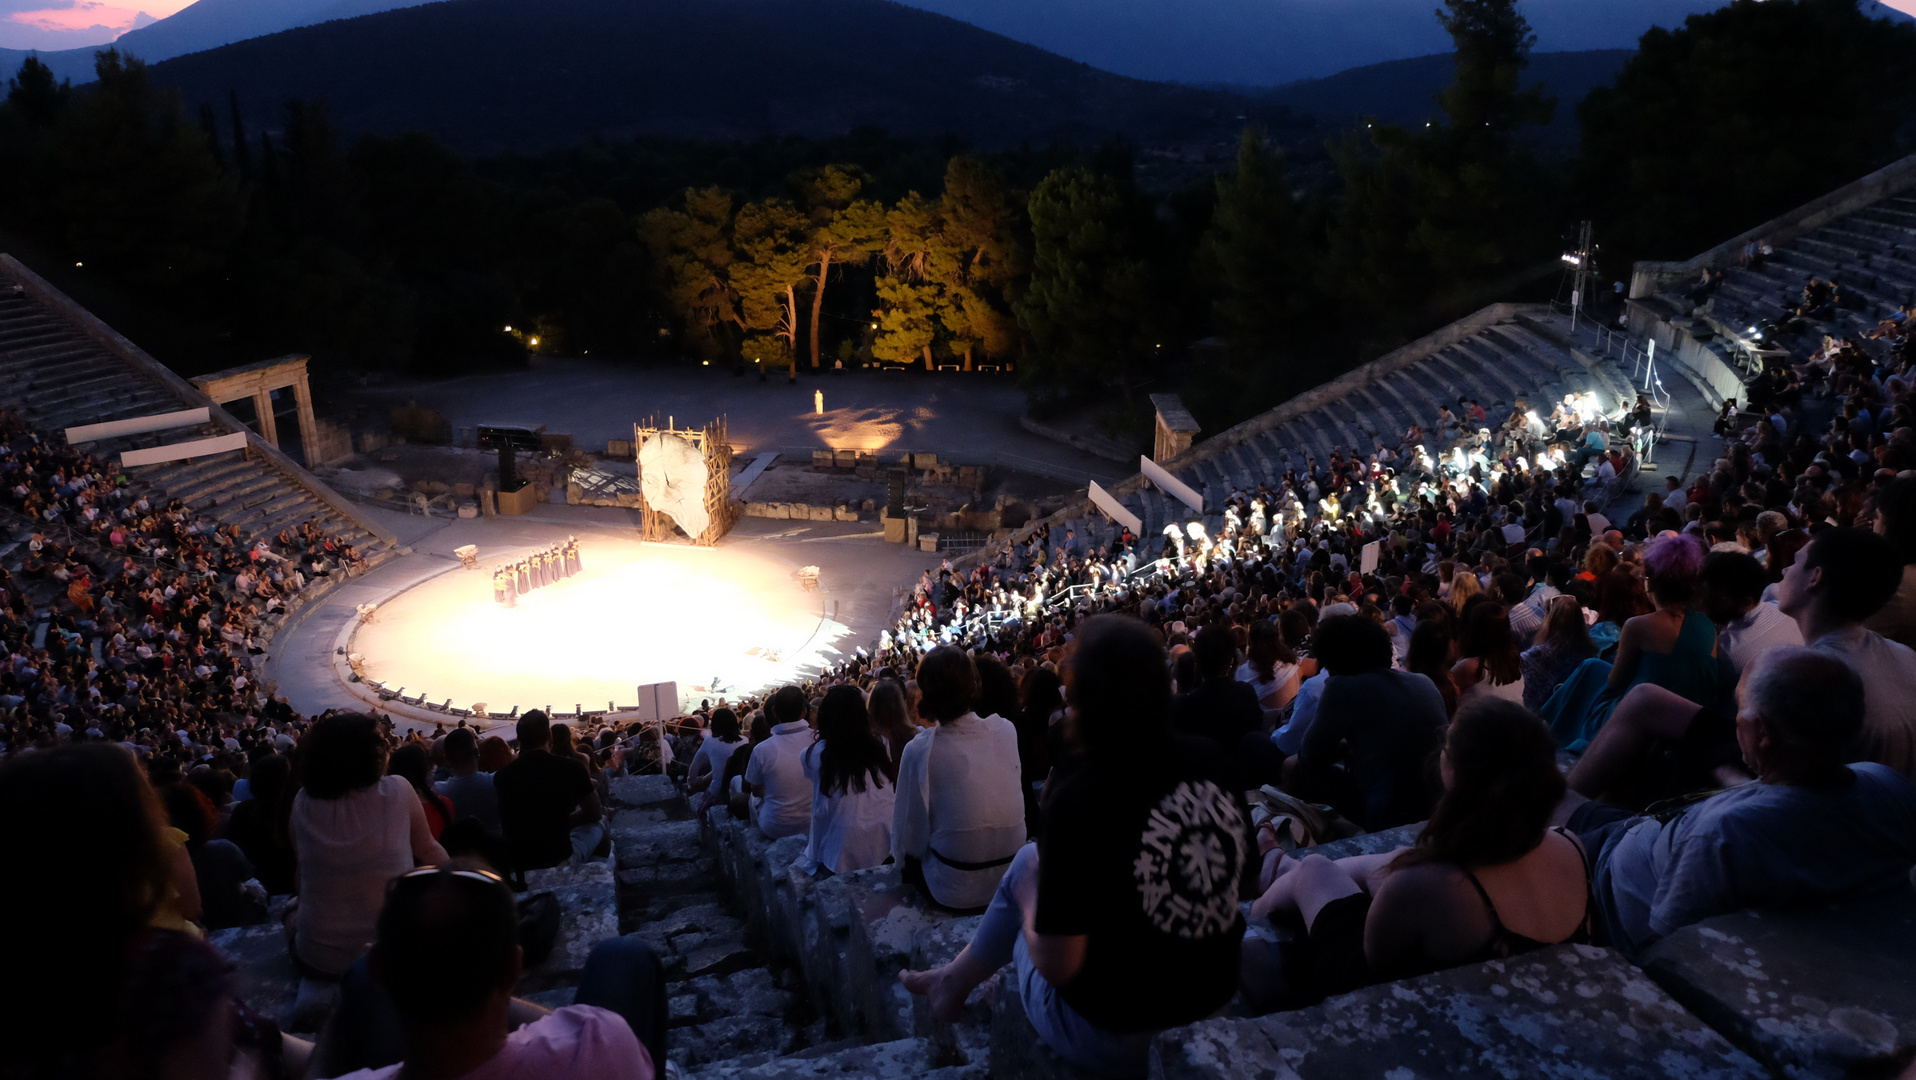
[4, 0, 1914, 63]
[0, 0, 186, 49]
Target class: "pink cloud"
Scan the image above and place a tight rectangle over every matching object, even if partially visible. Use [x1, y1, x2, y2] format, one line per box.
[6, 0, 187, 40]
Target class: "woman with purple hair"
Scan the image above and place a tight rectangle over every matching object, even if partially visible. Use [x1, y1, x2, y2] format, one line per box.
[1540, 535, 1728, 751]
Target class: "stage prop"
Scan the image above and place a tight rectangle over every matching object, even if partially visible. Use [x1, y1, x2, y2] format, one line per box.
[1140, 454, 1205, 513]
[479, 423, 544, 516]
[1088, 481, 1143, 535]
[636, 681, 680, 722]
[634, 416, 738, 545]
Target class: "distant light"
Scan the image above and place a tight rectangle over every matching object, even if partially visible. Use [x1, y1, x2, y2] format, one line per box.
[74, 262, 83, 268]
[1561, 254, 1582, 267]
[504, 325, 513, 332]
[529, 337, 540, 346]
[702, 360, 710, 366]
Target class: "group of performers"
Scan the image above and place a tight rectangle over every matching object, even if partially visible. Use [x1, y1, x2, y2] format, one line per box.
[491, 537, 582, 605]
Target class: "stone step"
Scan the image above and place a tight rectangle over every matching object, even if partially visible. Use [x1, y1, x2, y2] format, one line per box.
[687, 1036, 955, 1080]
[1152, 944, 1766, 1080]
[1639, 890, 1916, 1080]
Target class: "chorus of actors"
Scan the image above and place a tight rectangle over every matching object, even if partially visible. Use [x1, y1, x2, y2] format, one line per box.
[492, 537, 582, 604]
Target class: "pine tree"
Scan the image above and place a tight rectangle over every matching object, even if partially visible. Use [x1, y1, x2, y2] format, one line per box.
[640, 187, 742, 360]
[730, 197, 811, 378]
[793, 165, 885, 369]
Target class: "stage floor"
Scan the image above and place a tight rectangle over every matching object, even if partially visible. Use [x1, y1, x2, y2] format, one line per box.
[350, 538, 849, 716]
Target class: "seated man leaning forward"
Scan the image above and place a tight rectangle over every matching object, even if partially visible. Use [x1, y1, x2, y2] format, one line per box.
[900, 616, 1254, 1079]
[1563, 646, 1916, 960]
[318, 859, 664, 1080]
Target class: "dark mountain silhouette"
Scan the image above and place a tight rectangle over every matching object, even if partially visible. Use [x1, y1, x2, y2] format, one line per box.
[141, 0, 1289, 155]
[1259, 48, 1637, 151]
[0, 0, 435, 86]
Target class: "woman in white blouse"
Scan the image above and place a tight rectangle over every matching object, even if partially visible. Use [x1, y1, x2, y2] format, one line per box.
[799, 686, 897, 876]
[291, 713, 447, 978]
[892, 646, 1026, 910]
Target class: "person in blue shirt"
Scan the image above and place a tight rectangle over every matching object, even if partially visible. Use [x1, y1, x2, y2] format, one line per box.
[1563, 646, 1916, 959]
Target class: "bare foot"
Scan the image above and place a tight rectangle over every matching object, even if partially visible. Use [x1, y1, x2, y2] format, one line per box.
[898, 964, 970, 1023]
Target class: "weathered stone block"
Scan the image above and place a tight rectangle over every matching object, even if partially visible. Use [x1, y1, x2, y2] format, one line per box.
[806, 504, 836, 522]
[1299, 821, 1423, 860]
[518, 860, 619, 984]
[673, 1013, 796, 1068]
[669, 993, 700, 1026]
[1640, 892, 1916, 1080]
[692, 968, 794, 1021]
[608, 774, 680, 810]
[1152, 944, 1766, 1080]
[833, 505, 858, 521]
[683, 936, 760, 978]
[209, 916, 301, 1027]
[688, 1036, 933, 1080]
[613, 818, 705, 868]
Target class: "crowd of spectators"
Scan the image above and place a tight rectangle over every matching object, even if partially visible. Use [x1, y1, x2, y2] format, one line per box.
[690, 370, 1916, 1073]
[9, 333, 1916, 1079]
[0, 410, 369, 761]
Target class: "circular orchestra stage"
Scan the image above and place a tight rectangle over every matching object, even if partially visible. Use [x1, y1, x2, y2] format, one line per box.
[349, 538, 848, 718]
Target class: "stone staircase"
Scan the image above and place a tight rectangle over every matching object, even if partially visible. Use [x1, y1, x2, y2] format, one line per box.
[1669, 193, 1916, 367]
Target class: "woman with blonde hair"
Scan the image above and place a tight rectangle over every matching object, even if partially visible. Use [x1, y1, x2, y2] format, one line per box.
[1447, 567, 1481, 614]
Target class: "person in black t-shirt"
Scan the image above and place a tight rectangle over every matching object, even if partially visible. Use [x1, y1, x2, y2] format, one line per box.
[494, 711, 604, 871]
[1172, 624, 1264, 756]
[900, 616, 1253, 1078]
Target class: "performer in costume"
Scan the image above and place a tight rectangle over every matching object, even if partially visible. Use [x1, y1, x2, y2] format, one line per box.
[492, 568, 506, 604]
[516, 559, 530, 593]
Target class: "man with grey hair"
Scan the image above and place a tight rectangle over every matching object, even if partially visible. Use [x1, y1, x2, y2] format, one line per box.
[1563, 647, 1916, 959]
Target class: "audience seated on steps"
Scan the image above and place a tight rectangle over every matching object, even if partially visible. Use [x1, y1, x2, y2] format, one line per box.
[797, 684, 897, 876]
[0, 742, 326, 1079]
[1574, 528, 1916, 805]
[1245, 700, 1591, 1010]
[1280, 615, 1447, 832]
[292, 714, 450, 988]
[1564, 646, 1916, 961]
[1542, 534, 1730, 753]
[1172, 623, 1267, 784]
[313, 861, 662, 1080]
[685, 707, 744, 797]
[496, 710, 607, 872]
[890, 646, 1024, 911]
[435, 726, 503, 836]
[900, 616, 1253, 1079]
[742, 686, 817, 840]
[1866, 475, 1916, 650]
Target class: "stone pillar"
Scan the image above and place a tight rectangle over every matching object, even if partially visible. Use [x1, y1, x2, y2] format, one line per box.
[251, 389, 279, 449]
[1150, 393, 1200, 463]
[294, 369, 320, 466]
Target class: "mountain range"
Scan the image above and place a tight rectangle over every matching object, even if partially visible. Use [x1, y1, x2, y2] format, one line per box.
[5, 0, 1832, 89]
[133, 0, 1292, 156]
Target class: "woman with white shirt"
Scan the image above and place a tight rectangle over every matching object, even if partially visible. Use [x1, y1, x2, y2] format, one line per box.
[1235, 620, 1302, 713]
[799, 685, 897, 876]
[892, 646, 1026, 910]
[688, 708, 745, 794]
[291, 713, 448, 980]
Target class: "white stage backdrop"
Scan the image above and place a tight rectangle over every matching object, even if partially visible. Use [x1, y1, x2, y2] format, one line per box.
[638, 433, 710, 538]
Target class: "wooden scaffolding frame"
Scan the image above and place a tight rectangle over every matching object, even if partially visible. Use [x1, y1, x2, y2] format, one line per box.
[632, 415, 738, 545]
